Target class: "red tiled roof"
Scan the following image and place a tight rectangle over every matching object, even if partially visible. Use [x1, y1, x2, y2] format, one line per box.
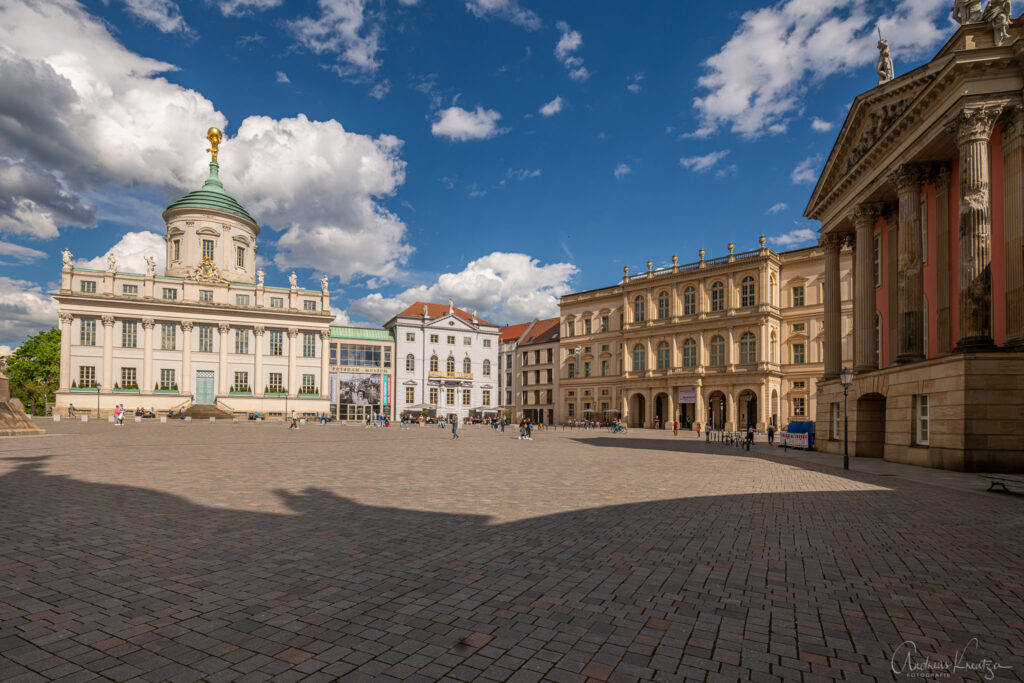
[499, 322, 532, 342]
[520, 317, 560, 346]
[395, 301, 498, 327]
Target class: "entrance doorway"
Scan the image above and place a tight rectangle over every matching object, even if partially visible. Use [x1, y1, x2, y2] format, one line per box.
[739, 390, 757, 429]
[856, 393, 886, 458]
[707, 391, 726, 429]
[771, 389, 779, 427]
[654, 393, 669, 428]
[630, 393, 646, 428]
[195, 370, 215, 404]
[678, 402, 695, 428]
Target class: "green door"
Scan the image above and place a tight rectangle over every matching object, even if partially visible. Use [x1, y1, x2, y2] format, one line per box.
[195, 370, 215, 404]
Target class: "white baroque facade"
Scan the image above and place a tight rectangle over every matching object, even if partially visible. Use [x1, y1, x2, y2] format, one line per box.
[53, 139, 333, 417]
[387, 300, 499, 421]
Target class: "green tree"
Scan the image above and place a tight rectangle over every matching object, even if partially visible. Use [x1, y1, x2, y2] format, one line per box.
[5, 328, 61, 416]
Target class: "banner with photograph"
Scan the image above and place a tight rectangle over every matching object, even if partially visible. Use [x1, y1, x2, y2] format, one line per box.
[329, 373, 337, 403]
[338, 373, 382, 405]
[677, 386, 697, 403]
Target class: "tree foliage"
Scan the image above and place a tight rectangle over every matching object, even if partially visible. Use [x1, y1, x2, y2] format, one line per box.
[5, 328, 61, 416]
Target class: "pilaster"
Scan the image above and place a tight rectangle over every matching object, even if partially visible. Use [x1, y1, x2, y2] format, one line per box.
[253, 326, 265, 396]
[218, 322, 230, 395]
[142, 319, 155, 393]
[59, 313, 73, 390]
[319, 330, 331, 400]
[180, 321, 193, 395]
[101, 316, 115, 391]
[287, 328, 298, 397]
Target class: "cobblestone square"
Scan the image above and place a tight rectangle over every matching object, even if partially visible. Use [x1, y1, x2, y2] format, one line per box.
[1, 422, 1022, 682]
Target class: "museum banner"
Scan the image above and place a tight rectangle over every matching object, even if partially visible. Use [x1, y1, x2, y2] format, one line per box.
[677, 386, 697, 404]
[338, 373, 382, 405]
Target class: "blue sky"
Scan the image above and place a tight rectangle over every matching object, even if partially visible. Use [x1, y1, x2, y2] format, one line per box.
[0, 0, 954, 347]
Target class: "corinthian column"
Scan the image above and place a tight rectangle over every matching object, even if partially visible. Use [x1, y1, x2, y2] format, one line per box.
[1003, 106, 1024, 349]
[142, 318, 154, 393]
[180, 321, 193, 395]
[888, 164, 925, 362]
[59, 313, 73, 391]
[954, 106, 1001, 350]
[101, 316, 115, 391]
[287, 328, 298, 397]
[820, 232, 843, 379]
[253, 326, 265, 396]
[218, 323, 230, 395]
[319, 330, 331, 399]
[934, 165, 952, 354]
[850, 204, 882, 371]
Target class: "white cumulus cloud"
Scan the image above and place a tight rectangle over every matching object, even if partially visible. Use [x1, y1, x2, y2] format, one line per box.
[289, 0, 382, 74]
[555, 21, 590, 81]
[0, 241, 47, 264]
[811, 117, 833, 132]
[613, 163, 631, 180]
[465, 0, 540, 30]
[766, 202, 789, 215]
[691, 0, 949, 138]
[276, 70, 291, 84]
[539, 96, 564, 117]
[431, 106, 505, 141]
[770, 227, 818, 248]
[76, 231, 166, 275]
[680, 150, 730, 172]
[0, 276, 60, 348]
[122, 0, 189, 33]
[349, 252, 577, 324]
[791, 156, 822, 184]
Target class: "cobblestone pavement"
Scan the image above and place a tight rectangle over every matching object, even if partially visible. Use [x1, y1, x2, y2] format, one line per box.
[1, 421, 1022, 682]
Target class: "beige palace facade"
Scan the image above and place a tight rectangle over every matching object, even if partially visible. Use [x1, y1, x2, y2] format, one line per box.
[808, 20, 1024, 472]
[559, 240, 852, 431]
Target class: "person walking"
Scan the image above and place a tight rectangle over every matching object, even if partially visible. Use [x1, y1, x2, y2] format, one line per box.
[767, 424, 775, 445]
[451, 417, 459, 439]
[68, 403, 76, 417]
[525, 418, 533, 440]
[696, 423, 701, 438]
[673, 420, 678, 436]
[746, 425, 754, 450]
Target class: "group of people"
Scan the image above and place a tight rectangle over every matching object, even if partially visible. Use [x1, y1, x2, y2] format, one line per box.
[518, 417, 534, 440]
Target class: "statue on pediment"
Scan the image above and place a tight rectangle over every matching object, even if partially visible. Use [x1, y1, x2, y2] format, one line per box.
[983, 0, 1012, 45]
[61, 248, 73, 269]
[257, 269, 265, 286]
[876, 31, 894, 85]
[952, 0, 984, 24]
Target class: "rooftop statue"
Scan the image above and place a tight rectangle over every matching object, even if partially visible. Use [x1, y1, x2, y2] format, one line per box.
[206, 127, 222, 164]
[876, 30, 894, 85]
[61, 248, 72, 269]
[145, 255, 156, 277]
[983, 0, 1012, 45]
[320, 275, 329, 294]
[289, 271, 297, 289]
[106, 253, 117, 273]
[257, 269, 265, 286]
[952, 0, 984, 24]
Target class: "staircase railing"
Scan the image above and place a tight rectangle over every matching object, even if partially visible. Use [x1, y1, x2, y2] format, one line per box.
[216, 399, 237, 413]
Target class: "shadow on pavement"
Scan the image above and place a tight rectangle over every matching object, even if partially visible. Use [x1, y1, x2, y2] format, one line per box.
[1, 454, 1022, 681]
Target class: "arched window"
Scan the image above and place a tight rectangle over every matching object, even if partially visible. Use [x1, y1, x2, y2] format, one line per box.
[682, 338, 697, 367]
[406, 353, 415, 371]
[446, 356, 455, 373]
[483, 359, 491, 376]
[741, 276, 756, 307]
[463, 357, 472, 374]
[711, 281, 725, 312]
[770, 331, 778, 364]
[656, 341, 670, 370]
[683, 286, 696, 315]
[633, 295, 646, 322]
[429, 355, 438, 372]
[657, 291, 670, 319]
[739, 332, 756, 364]
[632, 344, 646, 371]
[709, 335, 725, 366]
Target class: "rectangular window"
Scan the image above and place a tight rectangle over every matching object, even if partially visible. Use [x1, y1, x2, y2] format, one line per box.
[793, 397, 805, 417]
[429, 388, 438, 404]
[584, 319, 592, 335]
[232, 371, 249, 392]
[384, 348, 391, 367]
[482, 390, 491, 406]
[269, 330, 283, 356]
[270, 297, 284, 308]
[199, 290, 213, 302]
[268, 372, 283, 392]
[121, 320, 137, 348]
[446, 388, 455, 405]
[792, 343, 805, 364]
[122, 284, 138, 296]
[120, 367, 136, 388]
[483, 339, 491, 347]
[792, 286, 805, 307]
[793, 380, 806, 389]
[160, 368, 175, 390]
[172, 239, 181, 261]
[505, 391, 512, 404]
[80, 318, 96, 346]
[430, 334, 439, 343]
[336, 344, 381, 367]
[584, 361, 591, 378]
[447, 335, 455, 345]
[406, 332, 415, 342]
[236, 245, 245, 269]
[202, 239, 214, 260]
[235, 328, 249, 354]
[464, 337, 472, 346]
[568, 403, 575, 418]
[236, 294, 250, 306]
[915, 395, 930, 445]
[831, 403, 840, 440]
[303, 300, 317, 311]
[567, 320, 575, 337]
[79, 366, 96, 388]
[601, 316, 609, 332]
[301, 374, 316, 393]
[81, 280, 96, 293]
[462, 389, 471, 405]
[792, 322, 805, 332]
[601, 360, 609, 376]
[406, 387, 415, 403]
[161, 323, 176, 350]
[198, 325, 214, 353]
[567, 363, 575, 379]
[162, 287, 177, 300]
[873, 232, 882, 288]
[302, 332, 316, 358]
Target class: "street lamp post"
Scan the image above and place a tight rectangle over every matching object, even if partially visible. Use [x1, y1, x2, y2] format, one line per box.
[839, 367, 854, 470]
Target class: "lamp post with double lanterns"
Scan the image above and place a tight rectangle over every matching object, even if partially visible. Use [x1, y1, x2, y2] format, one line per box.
[839, 367, 854, 470]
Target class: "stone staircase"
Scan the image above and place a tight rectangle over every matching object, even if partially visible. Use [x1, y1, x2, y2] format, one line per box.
[184, 403, 233, 420]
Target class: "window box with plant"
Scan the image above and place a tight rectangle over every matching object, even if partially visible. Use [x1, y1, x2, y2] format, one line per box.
[112, 382, 140, 393]
[264, 385, 287, 397]
[229, 385, 252, 396]
[154, 382, 179, 395]
[70, 381, 98, 392]
[297, 387, 319, 396]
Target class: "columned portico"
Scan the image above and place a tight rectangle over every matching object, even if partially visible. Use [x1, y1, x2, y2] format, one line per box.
[821, 233, 843, 378]
[954, 105, 1001, 350]
[889, 164, 925, 363]
[850, 204, 881, 371]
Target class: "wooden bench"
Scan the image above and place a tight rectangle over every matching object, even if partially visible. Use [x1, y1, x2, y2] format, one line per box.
[979, 473, 1024, 492]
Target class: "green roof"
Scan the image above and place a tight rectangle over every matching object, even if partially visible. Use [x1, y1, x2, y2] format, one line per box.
[330, 326, 394, 342]
[164, 163, 257, 226]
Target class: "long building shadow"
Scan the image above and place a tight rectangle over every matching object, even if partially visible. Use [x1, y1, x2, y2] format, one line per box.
[0, 454, 1022, 681]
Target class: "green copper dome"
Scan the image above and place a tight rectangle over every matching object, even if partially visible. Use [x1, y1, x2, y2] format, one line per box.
[164, 163, 257, 226]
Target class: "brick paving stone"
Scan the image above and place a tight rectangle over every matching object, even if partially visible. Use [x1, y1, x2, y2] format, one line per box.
[2, 424, 1024, 682]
